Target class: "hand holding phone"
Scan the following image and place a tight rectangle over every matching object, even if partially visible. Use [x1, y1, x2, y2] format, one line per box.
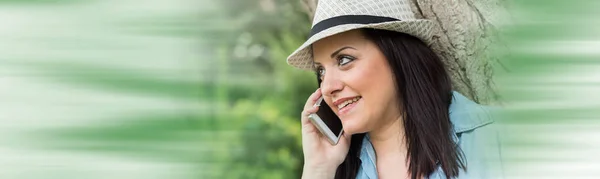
[308, 96, 344, 145]
[300, 89, 350, 176]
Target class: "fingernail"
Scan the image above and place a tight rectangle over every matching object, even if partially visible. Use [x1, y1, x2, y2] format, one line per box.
[314, 97, 323, 107]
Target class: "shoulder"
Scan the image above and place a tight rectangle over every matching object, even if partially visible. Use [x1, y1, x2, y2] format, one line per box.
[449, 91, 494, 133]
[449, 92, 505, 179]
[449, 91, 502, 146]
[457, 116, 504, 179]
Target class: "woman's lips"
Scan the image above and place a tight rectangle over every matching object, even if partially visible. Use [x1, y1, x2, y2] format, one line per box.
[338, 98, 360, 117]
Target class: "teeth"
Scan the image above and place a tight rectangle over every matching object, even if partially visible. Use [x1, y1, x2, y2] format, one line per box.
[337, 97, 361, 110]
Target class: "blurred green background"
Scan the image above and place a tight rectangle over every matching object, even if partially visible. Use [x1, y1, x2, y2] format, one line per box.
[0, 0, 599, 178]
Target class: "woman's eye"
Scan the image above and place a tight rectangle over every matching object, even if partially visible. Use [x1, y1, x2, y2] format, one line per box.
[317, 66, 325, 76]
[338, 55, 354, 66]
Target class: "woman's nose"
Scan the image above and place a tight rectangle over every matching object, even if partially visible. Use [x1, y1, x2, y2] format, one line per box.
[320, 71, 344, 97]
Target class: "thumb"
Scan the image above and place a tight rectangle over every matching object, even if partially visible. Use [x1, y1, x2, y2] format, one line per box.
[338, 131, 352, 146]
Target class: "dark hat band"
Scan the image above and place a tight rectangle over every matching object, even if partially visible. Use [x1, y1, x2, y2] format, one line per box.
[309, 15, 399, 38]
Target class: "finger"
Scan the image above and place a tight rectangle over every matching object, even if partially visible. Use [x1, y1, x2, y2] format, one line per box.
[301, 112, 318, 133]
[337, 131, 352, 147]
[305, 105, 319, 115]
[303, 88, 322, 109]
[343, 131, 352, 144]
[301, 106, 319, 125]
[302, 120, 318, 134]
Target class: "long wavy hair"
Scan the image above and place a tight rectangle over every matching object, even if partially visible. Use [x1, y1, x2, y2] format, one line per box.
[315, 28, 465, 179]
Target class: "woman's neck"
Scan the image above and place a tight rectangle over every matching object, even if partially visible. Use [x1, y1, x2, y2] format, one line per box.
[369, 116, 411, 178]
[369, 115, 407, 156]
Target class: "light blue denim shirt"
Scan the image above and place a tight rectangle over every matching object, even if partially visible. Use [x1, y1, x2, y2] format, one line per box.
[356, 91, 504, 179]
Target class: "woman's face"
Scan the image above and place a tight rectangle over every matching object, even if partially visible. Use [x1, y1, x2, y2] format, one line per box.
[313, 29, 402, 135]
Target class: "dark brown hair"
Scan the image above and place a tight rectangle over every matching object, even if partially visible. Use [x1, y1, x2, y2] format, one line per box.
[315, 28, 465, 179]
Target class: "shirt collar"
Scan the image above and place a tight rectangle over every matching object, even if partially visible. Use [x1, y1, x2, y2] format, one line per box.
[448, 91, 493, 133]
[359, 134, 379, 179]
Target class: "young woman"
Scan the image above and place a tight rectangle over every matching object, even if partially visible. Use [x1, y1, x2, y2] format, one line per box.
[287, 0, 503, 179]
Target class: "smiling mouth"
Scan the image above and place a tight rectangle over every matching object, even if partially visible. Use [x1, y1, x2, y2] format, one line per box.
[337, 96, 362, 111]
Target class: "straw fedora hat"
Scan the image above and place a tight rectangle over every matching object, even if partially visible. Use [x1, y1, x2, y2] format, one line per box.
[287, 0, 438, 70]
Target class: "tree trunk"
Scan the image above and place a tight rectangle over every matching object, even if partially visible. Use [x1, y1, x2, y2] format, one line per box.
[299, 0, 509, 104]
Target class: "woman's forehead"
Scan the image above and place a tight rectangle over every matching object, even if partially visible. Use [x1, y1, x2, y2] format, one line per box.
[312, 30, 368, 63]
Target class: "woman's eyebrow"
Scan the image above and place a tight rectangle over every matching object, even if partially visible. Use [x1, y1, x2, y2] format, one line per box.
[313, 46, 355, 65]
[330, 46, 356, 58]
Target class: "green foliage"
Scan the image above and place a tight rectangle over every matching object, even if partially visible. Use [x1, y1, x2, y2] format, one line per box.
[215, 0, 320, 178]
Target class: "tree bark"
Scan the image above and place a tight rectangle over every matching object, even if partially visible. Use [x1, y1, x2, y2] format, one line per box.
[299, 0, 509, 104]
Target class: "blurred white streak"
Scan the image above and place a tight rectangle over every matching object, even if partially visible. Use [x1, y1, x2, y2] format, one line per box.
[514, 40, 600, 56]
[0, 0, 209, 178]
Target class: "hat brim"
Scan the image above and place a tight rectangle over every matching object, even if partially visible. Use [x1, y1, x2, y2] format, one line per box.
[287, 20, 437, 70]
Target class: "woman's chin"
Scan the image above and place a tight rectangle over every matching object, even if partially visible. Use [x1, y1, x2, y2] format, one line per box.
[341, 121, 367, 135]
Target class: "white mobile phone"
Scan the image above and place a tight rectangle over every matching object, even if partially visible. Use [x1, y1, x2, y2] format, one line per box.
[308, 97, 344, 145]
